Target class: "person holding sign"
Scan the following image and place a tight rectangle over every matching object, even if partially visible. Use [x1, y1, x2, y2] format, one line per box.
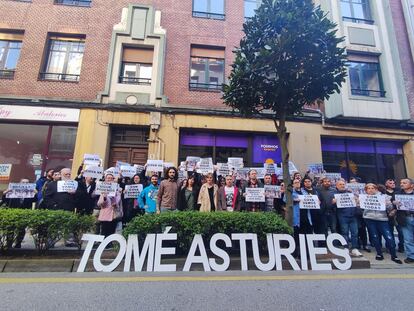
[198, 173, 218, 212]
[2, 178, 37, 248]
[139, 175, 159, 214]
[394, 178, 414, 264]
[302, 177, 324, 237]
[178, 175, 200, 211]
[241, 169, 264, 212]
[333, 179, 362, 257]
[218, 175, 241, 212]
[362, 184, 402, 264]
[385, 179, 405, 254]
[123, 174, 143, 223]
[97, 173, 122, 238]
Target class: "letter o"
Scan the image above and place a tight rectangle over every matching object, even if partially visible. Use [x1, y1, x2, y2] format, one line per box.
[93, 234, 127, 272]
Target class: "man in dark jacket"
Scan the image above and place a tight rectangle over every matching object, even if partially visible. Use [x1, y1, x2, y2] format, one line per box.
[35, 169, 54, 207]
[44, 168, 83, 212]
[241, 169, 265, 212]
[317, 177, 337, 235]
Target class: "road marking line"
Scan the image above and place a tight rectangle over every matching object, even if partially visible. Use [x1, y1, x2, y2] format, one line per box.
[0, 274, 414, 284]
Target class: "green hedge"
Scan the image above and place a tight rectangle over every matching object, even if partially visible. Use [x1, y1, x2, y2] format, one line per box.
[124, 211, 292, 254]
[0, 208, 95, 253]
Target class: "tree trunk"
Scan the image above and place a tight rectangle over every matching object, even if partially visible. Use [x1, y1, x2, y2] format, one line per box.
[274, 115, 293, 227]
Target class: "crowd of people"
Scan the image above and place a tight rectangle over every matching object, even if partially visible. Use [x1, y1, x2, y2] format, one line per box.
[1, 163, 413, 266]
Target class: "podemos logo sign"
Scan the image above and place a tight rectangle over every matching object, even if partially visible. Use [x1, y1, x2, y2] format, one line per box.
[77, 229, 352, 272]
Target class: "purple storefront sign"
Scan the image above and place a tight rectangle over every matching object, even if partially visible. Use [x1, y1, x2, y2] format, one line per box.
[253, 135, 281, 164]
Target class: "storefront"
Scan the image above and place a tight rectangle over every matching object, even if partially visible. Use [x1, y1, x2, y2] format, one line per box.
[321, 137, 406, 183]
[0, 105, 79, 188]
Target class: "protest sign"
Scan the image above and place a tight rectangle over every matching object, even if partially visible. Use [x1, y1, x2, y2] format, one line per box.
[83, 154, 101, 166]
[134, 164, 145, 174]
[235, 168, 250, 181]
[394, 195, 414, 212]
[264, 185, 282, 199]
[116, 161, 130, 168]
[323, 173, 342, 184]
[359, 194, 386, 211]
[334, 193, 356, 208]
[0, 164, 12, 181]
[307, 163, 324, 175]
[217, 163, 230, 176]
[146, 160, 164, 172]
[57, 180, 78, 193]
[120, 165, 137, 178]
[178, 170, 188, 182]
[288, 161, 298, 174]
[197, 158, 214, 175]
[250, 167, 266, 179]
[264, 163, 276, 175]
[228, 157, 244, 170]
[83, 166, 103, 179]
[5, 183, 36, 199]
[245, 187, 265, 202]
[346, 183, 366, 195]
[105, 167, 120, 178]
[95, 181, 118, 197]
[124, 184, 143, 199]
[186, 156, 200, 171]
[298, 195, 320, 209]
[163, 162, 175, 169]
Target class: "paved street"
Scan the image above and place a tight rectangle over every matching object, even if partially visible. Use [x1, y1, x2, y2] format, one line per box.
[1, 269, 413, 311]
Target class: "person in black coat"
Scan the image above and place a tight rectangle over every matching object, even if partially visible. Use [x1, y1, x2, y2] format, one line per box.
[178, 175, 200, 211]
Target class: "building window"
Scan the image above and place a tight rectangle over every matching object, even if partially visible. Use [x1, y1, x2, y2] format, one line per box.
[340, 0, 373, 24]
[347, 54, 385, 97]
[54, 0, 92, 7]
[119, 47, 153, 85]
[40, 37, 85, 82]
[321, 137, 406, 183]
[193, 0, 225, 20]
[179, 130, 281, 166]
[0, 40, 22, 79]
[244, 0, 261, 19]
[190, 46, 225, 91]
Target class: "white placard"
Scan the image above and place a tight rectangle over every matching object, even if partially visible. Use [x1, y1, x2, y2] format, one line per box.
[235, 168, 250, 181]
[163, 162, 175, 169]
[83, 166, 103, 179]
[186, 156, 200, 172]
[307, 163, 324, 175]
[394, 194, 414, 212]
[298, 195, 320, 209]
[134, 164, 145, 174]
[5, 183, 36, 198]
[334, 193, 356, 208]
[83, 154, 101, 166]
[228, 157, 244, 170]
[105, 167, 120, 178]
[245, 188, 265, 202]
[116, 161, 130, 168]
[288, 161, 298, 174]
[217, 163, 230, 176]
[346, 183, 366, 195]
[264, 163, 276, 175]
[323, 173, 342, 183]
[57, 180, 78, 193]
[146, 160, 164, 172]
[197, 158, 214, 175]
[124, 184, 143, 199]
[359, 194, 386, 211]
[250, 167, 266, 179]
[95, 181, 118, 197]
[264, 185, 282, 199]
[121, 165, 137, 178]
[0, 164, 12, 181]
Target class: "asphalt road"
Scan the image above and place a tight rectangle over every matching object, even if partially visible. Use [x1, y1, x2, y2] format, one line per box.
[1, 269, 413, 311]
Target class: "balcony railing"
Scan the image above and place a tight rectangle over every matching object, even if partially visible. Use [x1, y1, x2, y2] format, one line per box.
[54, 0, 92, 7]
[192, 11, 225, 20]
[39, 72, 80, 82]
[0, 70, 15, 79]
[119, 76, 151, 85]
[342, 16, 374, 25]
[351, 89, 386, 97]
[189, 82, 222, 91]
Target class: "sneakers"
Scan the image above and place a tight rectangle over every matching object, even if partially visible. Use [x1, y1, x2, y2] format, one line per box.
[404, 258, 414, 264]
[391, 257, 403, 264]
[375, 255, 384, 261]
[350, 249, 363, 257]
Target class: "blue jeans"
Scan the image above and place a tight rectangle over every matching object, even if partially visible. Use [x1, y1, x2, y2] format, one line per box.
[365, 218, 397, 258]
[401, 216, 414, 260]
[338, 216, 358, 249]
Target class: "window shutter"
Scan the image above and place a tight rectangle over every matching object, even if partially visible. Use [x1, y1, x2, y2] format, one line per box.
[123, 47, 154, 63]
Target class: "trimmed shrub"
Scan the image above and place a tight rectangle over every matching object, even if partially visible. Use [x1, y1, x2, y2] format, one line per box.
[123, 211, 292, 254]
[0, 208, 32, 252]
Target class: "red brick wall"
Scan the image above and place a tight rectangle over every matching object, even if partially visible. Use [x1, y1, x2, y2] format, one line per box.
[389, 0, 414, 120]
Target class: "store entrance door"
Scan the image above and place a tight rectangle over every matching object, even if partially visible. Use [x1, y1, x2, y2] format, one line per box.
[108, 147, 148, 167]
